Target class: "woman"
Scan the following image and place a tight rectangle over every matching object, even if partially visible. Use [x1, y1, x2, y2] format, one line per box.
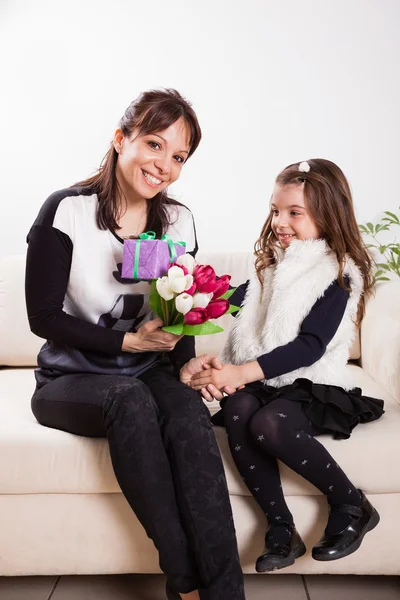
[25, 89, 245, 600]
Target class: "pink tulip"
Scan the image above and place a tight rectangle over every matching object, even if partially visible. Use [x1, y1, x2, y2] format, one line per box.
[194, 265, 218, 294]
[184, 281, 197, 296]
[184, 307, 209, 325]
[206, 299, 229, 319]
[212, 274, 231, 299]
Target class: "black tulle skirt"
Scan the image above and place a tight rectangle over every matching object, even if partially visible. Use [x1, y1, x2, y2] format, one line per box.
[211, 378, 385, 440]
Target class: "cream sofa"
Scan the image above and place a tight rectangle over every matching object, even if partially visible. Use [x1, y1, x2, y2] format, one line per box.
[0, 253, 399, 577]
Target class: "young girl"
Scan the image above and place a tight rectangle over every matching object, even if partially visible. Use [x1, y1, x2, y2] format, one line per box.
[189, 158, 384, 573]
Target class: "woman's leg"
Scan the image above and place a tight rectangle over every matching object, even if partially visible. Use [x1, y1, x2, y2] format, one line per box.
[139, 366, 245, 600]
[248, 397, 362, 533]
[31, 373, 198, 594]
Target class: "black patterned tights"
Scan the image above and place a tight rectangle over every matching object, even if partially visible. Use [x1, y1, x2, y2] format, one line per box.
[223, 392, 362, 538]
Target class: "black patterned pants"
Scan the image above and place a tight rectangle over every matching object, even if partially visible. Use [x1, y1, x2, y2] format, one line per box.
[31, 365, 245, 600]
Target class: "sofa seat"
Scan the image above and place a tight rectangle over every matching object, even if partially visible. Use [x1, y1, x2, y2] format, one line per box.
[0, 365, 398, 498]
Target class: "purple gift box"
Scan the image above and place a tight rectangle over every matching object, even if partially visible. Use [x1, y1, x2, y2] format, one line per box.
[122, 236, 186, 280]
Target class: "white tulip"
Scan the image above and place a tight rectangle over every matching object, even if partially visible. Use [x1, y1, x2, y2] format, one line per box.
[192, 292, 213, 308]
[167, 266, 194, 294]
[176, 253, 196, 275]
[156, 276, 175, 301]
[175, 293, 194, 315]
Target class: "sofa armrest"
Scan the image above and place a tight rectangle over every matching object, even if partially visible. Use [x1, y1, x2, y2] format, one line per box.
[360, 281, 400, 403]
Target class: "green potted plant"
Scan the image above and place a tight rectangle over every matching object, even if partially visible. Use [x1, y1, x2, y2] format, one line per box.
[359, 210, 400, 281]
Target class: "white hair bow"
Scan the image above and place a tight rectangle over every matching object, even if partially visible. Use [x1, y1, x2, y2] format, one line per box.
[298, 161, 310, 172]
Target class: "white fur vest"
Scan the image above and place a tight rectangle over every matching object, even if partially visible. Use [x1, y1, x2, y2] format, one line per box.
[221, 239, 364, 391]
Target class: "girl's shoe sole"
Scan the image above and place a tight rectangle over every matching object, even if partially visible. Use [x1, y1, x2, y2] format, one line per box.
[255, 541, 307, 573]
[312, 509, 380, 562]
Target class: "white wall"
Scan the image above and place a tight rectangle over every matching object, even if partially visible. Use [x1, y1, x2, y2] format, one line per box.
[1, 0, 399, 256]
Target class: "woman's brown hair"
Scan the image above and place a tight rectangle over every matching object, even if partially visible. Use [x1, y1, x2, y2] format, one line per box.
[254, 158, 374, 325]
[76, 88, 202, 237]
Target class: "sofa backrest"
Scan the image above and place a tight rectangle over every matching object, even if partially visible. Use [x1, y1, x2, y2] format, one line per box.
[0, 255, 43, 367]
[0, 252, 361, 367]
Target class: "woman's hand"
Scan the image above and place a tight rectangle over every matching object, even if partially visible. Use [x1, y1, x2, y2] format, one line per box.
[180, 355, 237, 402]
[122, 318, 183, 352]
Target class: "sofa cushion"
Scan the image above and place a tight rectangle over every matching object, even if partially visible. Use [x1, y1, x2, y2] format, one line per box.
[0, 365, 397, 496]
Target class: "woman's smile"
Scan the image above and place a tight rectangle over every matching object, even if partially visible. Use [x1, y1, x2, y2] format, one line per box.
[141, 169, 164, 188]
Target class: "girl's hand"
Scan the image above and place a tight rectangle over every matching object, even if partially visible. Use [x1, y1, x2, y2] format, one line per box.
[180, 354, 223, 386]
[189, 364, 247, 391]
[122, 318, 183, 352]
[198, 362, 239, 401]
[180, 356, 237, 401]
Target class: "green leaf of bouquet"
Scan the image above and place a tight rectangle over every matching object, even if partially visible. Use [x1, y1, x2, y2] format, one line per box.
[219, 288, 236, 300]
[379, 245, 388, 254]
[225, 304, 241, 315]
[149, 280, 163, 317]
[182, 321, 224, 336]
[367, 222, 374, 233]
[374, 270, 384, 278]
[162, 324, 184, 335]
[375, 276, 390, 282]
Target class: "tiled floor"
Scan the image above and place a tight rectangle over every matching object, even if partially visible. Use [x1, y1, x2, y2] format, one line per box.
[0, 574, 399, 600]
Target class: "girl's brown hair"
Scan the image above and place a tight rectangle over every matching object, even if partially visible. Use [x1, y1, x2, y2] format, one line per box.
[76, 88, 202, 237]
[254, 158, 373, 324]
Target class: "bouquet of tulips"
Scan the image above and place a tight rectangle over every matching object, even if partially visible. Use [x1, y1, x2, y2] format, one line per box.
[149, 254, 240, 335]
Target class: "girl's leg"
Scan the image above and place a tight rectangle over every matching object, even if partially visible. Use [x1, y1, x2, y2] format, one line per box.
[139, 366, 245, 600]
[223, 391, 306, 572]
[248, 397, 362, 534]
[223, 391, 294, 529]
[32, 374, 198, 594]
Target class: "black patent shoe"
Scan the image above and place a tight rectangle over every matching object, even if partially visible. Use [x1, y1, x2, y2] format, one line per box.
[312, 490, 380, 562]
[255, 522, 306, 573]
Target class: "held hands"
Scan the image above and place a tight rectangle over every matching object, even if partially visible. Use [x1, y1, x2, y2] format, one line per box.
[190, 363, 247, 394]
[180, 355, 243, 402]
[180, 355, 237, 401]
[180, 357, 265, 401]
[122, 318, 183, 353]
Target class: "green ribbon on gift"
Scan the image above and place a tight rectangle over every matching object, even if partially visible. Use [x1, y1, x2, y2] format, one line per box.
[132, 231, 186, 279]
[160, 233, 186, 263]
